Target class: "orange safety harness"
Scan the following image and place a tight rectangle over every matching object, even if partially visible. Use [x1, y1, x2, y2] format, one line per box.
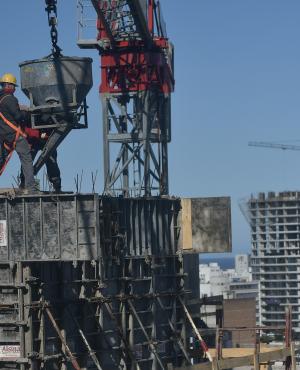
[0, 95, 27, 175]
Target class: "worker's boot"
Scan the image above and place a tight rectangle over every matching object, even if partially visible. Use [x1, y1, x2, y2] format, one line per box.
[51, 177, 61, 193]
[21, 188, 42, 195]
[54, 185, 61, 193]
[16, 184, 43, 195]
[18, 177, 25, 191]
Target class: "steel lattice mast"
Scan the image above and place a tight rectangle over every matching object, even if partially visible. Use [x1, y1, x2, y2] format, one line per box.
[79, 0, 174, 196]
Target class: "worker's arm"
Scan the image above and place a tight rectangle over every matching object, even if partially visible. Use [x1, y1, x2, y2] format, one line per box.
[5, 95, 29, 125]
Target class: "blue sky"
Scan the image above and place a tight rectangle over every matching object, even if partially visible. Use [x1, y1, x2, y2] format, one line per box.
[1, 1, 300, 255]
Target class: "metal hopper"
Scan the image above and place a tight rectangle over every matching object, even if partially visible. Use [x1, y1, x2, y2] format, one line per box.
[20, 56, 93, 127]
[19, 56, 93, 176]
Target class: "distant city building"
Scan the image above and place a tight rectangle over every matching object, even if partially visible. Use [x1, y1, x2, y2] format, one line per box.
[199, 254, 258, 298]
[223, 298, 256, 347]
[199, 254, 253, 299]
[229, 280, 259, 300]
[235, 254, 251, 280]
[199, 263, 232, 298]
[199, 258, 259, 328]
[229, 280, 260, 323]
[248, 191, 300, 336]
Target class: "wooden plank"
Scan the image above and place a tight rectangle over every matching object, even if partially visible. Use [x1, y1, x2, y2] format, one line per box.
[182, 362, 212, 370]
[259, 348, 290, 362]
[220, 354, 254, 368]
[174, 345, 300, 370]
[253, 354, 259, 370]
[208, 347, 284, 357]
[291, 342, 296, 370]
[177, 355, 255, 370]
[181, 198, 192, 250]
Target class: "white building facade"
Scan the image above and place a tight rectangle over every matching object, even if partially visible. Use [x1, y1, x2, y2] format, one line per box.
[199, 263, 233, 298]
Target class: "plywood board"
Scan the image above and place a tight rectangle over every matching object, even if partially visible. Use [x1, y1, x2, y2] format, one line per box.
[180, 197, 232, 253]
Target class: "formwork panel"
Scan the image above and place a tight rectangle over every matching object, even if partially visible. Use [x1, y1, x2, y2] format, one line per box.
[0, 194, 99, 261]
[0, 200, 8, 261]
[26, 199, 42, 259]
[102, 197, 180, 257]
[0, 264, 21, 369]
[0, 195, 201, 370]
[59, 200, 77, 259]
[9, 201, 26, 260]
[42, 200, 59, 258]
[180, 197, 232, 253]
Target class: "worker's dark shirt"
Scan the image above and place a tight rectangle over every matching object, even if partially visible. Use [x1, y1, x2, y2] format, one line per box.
[0, 93, 28, 143]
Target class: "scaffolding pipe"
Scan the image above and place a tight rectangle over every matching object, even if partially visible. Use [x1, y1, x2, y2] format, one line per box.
[45, 307, 82, 370]
[156, 297, 192, 365]
[66, 307, 102, 370]
[128, 300, 166, 370]
[178, 296, 213, 362]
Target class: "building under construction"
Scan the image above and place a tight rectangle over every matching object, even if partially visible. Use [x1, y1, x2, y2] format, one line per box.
[0, 1, 298, 370]
[0, 194, 208, 370]
[249, 192, 300, 337]
[0, 1, 233, 369]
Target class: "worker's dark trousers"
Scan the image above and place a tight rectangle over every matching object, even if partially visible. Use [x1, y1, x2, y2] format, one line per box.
[15, 137, 35, 189]
[20, 148, 61, 190]
[41, 149, 61, 189]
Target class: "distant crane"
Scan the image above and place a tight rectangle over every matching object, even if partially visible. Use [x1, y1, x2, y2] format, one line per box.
[248, 141, 300, 151]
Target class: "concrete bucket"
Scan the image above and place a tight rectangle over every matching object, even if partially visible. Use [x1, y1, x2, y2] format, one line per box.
[19, 56, 93, 174]
[19, 56, 93, 126]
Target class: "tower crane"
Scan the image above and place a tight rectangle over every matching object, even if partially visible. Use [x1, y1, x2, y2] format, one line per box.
[248, 141, 300, 151]
[78, 0, 174, 197]
[1, 0, 173, 198]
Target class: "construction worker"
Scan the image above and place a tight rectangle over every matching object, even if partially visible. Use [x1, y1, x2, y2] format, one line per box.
[0, 73, 36, 192]
[19, 127, 61, 192]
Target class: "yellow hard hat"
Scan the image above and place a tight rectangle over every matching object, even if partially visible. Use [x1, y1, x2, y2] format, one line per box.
[0, 73, 18, 86]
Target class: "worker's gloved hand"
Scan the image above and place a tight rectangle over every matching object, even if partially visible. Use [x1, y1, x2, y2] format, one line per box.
[19, 104, 29, 111]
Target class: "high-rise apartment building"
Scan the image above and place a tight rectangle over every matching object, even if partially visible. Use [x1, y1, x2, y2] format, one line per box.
[249, 191, 300, 336]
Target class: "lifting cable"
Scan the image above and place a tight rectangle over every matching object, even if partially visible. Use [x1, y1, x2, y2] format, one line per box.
[45, 0, 62, 57]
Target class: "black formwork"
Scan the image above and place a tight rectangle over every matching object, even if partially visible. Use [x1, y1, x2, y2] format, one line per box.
[0, 194, 199, 370]
[0, 194, 100, 261]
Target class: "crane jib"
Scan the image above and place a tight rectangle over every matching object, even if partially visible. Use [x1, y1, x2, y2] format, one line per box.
[248, 141, 300, 151]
